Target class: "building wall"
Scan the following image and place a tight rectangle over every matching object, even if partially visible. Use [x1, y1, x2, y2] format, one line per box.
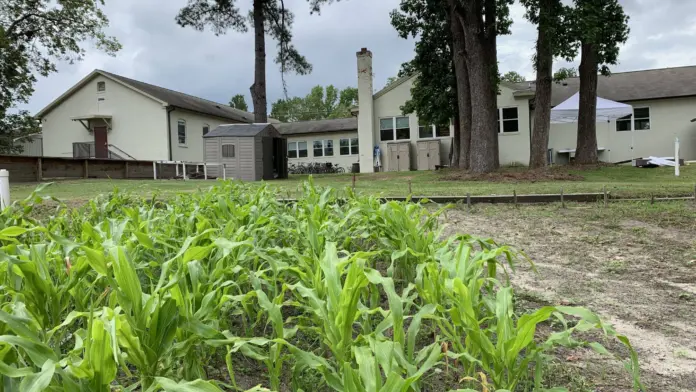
[286, 131, 360, 170]
[41, 75, 169, 160]
[371, 77, 531, 168]
[547, 96, 696, 163]
[169, 109, 239, 162]
[16, 135, 43, 157]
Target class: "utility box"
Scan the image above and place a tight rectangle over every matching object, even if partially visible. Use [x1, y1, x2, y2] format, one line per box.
[416, 140, 441, 171]
[386, 141, 411, 172]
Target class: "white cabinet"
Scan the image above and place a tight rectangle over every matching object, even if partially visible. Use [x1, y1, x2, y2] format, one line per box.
[416, 140, 441, 171]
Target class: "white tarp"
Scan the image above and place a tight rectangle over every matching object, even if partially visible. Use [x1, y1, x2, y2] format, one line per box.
[550, 92, 634, 124]
[646, 156, 677, 167]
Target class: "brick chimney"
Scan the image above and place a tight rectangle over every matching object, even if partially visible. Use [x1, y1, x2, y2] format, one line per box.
[356, 48, 375, 173]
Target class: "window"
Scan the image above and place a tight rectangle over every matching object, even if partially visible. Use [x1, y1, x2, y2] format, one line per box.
[222, 144, 235, 158]
[177, 120, 186, 145]
[313, 140, 333, 157]
[203, 124, 210, 136]
[380, 117, 410, 141]
[616, 107, 651, 132]
[97, 82, 106, 92]
[288, 141, 308, 158]
[340, 138, 359, 155]
[419, 122, 451, 138]
[499, 107, 519, 133]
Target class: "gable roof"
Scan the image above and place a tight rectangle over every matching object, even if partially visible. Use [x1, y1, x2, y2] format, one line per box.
[512, 65, 696, 106]
[373, 74, 415, 99]
[36, 70, 261, 123]
[275, 117, 358, 136]
[204, 123, 281, 138]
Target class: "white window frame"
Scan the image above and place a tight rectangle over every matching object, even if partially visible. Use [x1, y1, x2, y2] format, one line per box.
[221, 144, 235, 158]
[498, 107, 520, 134]
[97, 81, 106, 92]
[379, 116, 411, 141]
[177, 119, 187, 146]
[339, 138, 359, 156]
[313, 139, 333, 157]
[418, 122, 451, 139]
[288, 141, 308, 159]
[202, 123, 210, 136]
[616, 107, 651, 132]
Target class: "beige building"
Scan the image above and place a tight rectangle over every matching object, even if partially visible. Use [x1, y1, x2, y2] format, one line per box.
[35, 70, 260, 161]
[283, 49, 696, 173]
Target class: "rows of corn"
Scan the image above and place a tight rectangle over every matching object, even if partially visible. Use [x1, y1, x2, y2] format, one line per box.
[0, 181, 643, 392]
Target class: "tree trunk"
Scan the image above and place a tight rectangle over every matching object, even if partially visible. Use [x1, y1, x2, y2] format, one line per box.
[575, 42, 599, 164]
[458, 1, 498, 173]
[529, 0, 554, 169]
[452, 105, 460, 167]
[250, 0, 268, 123]
[484, 0, 499, 170]
[449, 5, 471, 169]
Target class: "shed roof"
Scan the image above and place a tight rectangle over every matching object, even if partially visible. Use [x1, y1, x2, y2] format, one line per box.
[275, 117, 357, 135]
[204, 123, 280, 138]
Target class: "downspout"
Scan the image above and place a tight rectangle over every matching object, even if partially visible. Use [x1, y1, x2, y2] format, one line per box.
[166, 106, 175, 161]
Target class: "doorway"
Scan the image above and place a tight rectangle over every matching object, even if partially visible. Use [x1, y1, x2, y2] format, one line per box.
[93, 126, 109, 158]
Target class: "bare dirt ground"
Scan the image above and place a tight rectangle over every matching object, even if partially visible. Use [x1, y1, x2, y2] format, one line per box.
[442, 203, 696, 392]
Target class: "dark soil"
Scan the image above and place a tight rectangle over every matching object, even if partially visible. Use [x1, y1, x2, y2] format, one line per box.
[438, 166, 586, 182]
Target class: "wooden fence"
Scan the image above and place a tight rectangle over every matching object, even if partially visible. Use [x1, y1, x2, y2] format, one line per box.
[0, 155, 205, 183]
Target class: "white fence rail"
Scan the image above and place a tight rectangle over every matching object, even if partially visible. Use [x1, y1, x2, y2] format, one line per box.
[152, 161, 228, 180]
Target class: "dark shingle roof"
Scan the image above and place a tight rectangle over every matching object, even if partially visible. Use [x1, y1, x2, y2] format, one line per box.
[100, 70, 257, 123]
[275, 117, 358, 136]
[512, 65, 696, 106]
[204, 123, 277, 138]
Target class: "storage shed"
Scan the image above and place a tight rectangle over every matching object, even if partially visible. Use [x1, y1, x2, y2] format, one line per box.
[204, 123, 288, 181]
[416, 140, 441, 171]
[385, 140, 411, 172]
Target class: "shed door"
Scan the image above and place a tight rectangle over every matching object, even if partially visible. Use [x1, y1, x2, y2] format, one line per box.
[428, 141, 440, 170]
[398, 143, 410, 171]
[417, 142, 428, 171]
[388, 144, 398, 172]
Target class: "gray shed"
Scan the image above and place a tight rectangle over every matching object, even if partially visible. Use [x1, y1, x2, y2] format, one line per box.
[204, 123, 288, 181]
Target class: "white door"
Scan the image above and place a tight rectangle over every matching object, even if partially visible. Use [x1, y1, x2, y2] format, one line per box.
[417, 142, 429, 170]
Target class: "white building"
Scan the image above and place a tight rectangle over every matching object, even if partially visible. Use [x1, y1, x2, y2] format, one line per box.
[281, 48, 696, 173]
[35, 70, 261, 161]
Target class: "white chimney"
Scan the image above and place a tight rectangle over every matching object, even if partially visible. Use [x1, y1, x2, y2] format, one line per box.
[356, 48, 375, 173]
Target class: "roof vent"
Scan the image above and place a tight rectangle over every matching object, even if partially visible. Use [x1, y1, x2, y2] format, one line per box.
[215, 105, 221, 109]
[562, 82, 568, 86]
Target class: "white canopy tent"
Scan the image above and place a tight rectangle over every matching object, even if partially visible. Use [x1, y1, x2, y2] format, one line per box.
[550, 92, 633, 124]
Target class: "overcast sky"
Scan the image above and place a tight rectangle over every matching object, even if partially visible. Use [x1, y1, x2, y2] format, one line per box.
[25, 0, 696, 114]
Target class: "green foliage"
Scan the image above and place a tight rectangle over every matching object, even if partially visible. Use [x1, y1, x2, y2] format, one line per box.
[270, 85, 358, 122]
[0, 110, 40, 154]
[571, 0, 630, 75]
[500, 71, 525, 83]
[0, 182, 644, 391]
[229, 94, 249, 111]
[0, 0, 120, 119]
[553, 67, 578, 83]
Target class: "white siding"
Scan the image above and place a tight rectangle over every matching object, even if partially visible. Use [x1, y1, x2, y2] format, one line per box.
[546, 96, 696, 163]
[170, 109, 239, 162]
[238, 138, 255, 181]
[41, 75, 169, 160]
[286, 131, 360, 170]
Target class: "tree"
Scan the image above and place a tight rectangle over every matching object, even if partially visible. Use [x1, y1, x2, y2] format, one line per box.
[385, 76, 399, 87]
[270, 85, 358, 122]
[553, 67, 578, 83]
[501, 71, 525, 83]
[0, 0, 120, 124]
[572, 0, 629, 164]
[229, 94, 249, 111]
[391, 0, 466, 167]
[522, 0, 574, 168]
[449, 0, 514, 173]
[177, 0, 337, 123]
[0, 110, 40, 154]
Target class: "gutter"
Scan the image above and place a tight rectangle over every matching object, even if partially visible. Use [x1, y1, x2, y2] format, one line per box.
[166, 106, 175, 161]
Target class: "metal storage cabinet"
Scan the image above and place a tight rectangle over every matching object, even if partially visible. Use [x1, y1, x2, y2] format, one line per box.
[416, 140, 441, 171]
[386, 141, 411, 172]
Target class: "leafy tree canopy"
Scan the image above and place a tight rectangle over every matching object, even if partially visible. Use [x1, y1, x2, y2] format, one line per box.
[553, 66, 578, 83]
[270, 85, 357, 122]
[572, 0, 629, 75]
[501, 71, 525, 83]
[0, 110, 40, 154]
[229, 94, 249, 111]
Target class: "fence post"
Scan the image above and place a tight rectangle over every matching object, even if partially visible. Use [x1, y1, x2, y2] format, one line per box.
[352, 174, 356, 191]
[175, 162, 179, 177]
[203, 162, 208, 180]
[0, 170, 10, 209]
[223, 164, 227, 180]
[83, 159, 89, 179]
[153, 161, 157, 180]
[124, 161, 129, 179]
[408, 180, 412, 196]
[513, 189, 517, 208]
[560, 187, 565, 208]
[603, 185, 608, 208]
[36, 158, 42, 182]
[466, 193, 471, 213]
[651, 194, 655, 205]
[182, 162, 187, 180]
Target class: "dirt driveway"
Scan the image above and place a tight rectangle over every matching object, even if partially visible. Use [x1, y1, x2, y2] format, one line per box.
[442, 203, 696, 391]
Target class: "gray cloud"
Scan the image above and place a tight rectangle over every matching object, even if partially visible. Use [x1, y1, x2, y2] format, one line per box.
[25, 0, 696, 113]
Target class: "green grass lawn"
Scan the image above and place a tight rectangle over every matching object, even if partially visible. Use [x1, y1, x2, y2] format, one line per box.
[9, 165, 696, 201]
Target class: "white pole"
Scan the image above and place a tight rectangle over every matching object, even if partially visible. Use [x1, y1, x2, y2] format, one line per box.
[675, 137, 680, 177]
[203, 162, 208, 180]
[175, 162, 180, 177]
[223, 164, 226, 180]
[0, 169, 10, 209]
[182, 162, 187, 180]
[152, 161, 157, 180]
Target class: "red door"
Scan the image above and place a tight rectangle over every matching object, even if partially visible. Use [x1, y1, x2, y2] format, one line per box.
[93, 126, 108, 158]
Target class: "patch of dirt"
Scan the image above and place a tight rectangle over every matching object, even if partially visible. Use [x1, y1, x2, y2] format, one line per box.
[439, 167, 585, 182]
[442, 207, 696, 392]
